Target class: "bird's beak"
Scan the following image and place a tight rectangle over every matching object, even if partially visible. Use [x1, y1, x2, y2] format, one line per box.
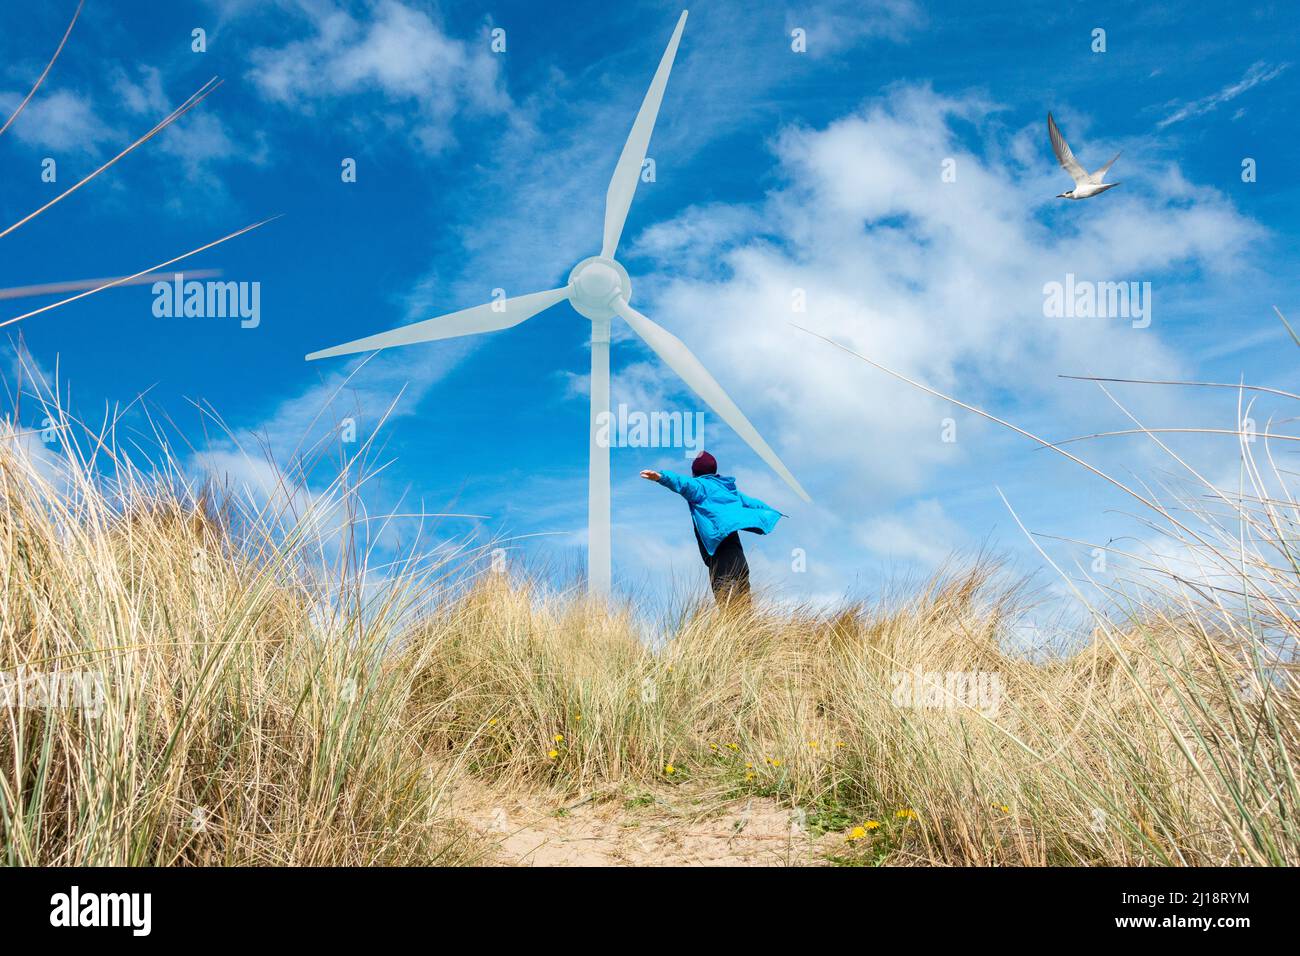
[1056, 192, 1069, 198]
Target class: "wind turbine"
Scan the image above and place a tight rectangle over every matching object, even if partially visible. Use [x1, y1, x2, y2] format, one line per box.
[306, 10, 810, 597]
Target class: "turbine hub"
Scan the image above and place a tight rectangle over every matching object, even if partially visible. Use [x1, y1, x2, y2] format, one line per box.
[567, 256, 631, 321]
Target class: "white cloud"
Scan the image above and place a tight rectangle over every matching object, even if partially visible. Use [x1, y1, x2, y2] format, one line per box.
[859, 498, 965, 567]
[632, 85, 1263, 496]
[0, 62, 258, 217]
[112, 66, 264, 180]
[187, 343, 476, 575]
[245, 0, 512, 154]
[1157, 61, 1289, 128]
[627, 203, 766, 268]
[784, 0, 924, 56]
[0, 88, 115, 152]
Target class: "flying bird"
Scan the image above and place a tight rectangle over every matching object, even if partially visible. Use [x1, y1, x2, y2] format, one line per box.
[1048, 112, 1120, 200]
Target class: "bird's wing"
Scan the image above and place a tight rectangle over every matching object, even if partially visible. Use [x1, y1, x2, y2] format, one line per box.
[1089, 152, 1121, 184]
[1048, 113, 1088, 186]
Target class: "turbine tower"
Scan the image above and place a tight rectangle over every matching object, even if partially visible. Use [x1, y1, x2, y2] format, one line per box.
[306, 10, 810, 597]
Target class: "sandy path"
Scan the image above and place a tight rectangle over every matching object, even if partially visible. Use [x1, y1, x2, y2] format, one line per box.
[449, 781, 839, 866]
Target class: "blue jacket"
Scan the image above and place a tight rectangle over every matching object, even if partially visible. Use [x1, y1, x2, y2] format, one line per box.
[656, 471, 782, 556]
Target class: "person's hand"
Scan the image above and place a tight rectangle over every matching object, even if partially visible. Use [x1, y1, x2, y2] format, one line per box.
[640, 470, 661, 482]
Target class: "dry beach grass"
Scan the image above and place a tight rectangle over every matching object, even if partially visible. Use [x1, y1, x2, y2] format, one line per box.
[1, 375, 1296, 867]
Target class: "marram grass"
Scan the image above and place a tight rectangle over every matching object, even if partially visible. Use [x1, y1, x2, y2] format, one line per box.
[1, 400, 1296, 865]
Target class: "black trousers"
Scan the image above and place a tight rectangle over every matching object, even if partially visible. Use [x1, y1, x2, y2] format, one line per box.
[695, 528, 750, 605]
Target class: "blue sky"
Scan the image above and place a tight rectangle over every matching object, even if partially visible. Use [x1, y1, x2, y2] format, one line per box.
[2, 0, 1297, 616]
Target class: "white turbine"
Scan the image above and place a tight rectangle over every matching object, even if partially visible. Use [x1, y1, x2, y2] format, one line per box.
[306, 10, 810, 597]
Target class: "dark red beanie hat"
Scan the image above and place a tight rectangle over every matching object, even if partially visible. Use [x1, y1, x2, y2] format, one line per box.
[691, 451, 717, 476]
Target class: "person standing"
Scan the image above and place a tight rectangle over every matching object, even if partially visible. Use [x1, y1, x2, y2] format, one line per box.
[640, 450, 783, 605]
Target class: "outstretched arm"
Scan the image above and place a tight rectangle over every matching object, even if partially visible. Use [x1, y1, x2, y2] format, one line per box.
[640, 469, 704, 504]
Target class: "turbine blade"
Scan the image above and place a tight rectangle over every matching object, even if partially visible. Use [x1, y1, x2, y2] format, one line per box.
[0, 269, 219, 302]
[2, 217, 277, 331]
[612, 296, 810, 502]
[305, 287, 569, 361]
[601, 10, 688, 259]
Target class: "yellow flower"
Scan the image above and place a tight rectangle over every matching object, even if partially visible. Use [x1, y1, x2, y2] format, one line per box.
[487, 718, 498, 726]
[726, 743, 739, 751]
[575, 715, 583, 722]
[834, 741, 845, 748]
[745, 762, 753, 769]
[846, 826, 867, 841]
[772, 759, 783, 768]
[895, 809, 917, 820]
[808, 741, 819, 749]
[547, 749, 559, 759]
[997, 804, 1010, 813]
[865, 820, 881, 830]
[553, 734, 564, 743]
[665, 764, 676, 775]
[745, 772, 755, 781]
[710, 743, 719, 751]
